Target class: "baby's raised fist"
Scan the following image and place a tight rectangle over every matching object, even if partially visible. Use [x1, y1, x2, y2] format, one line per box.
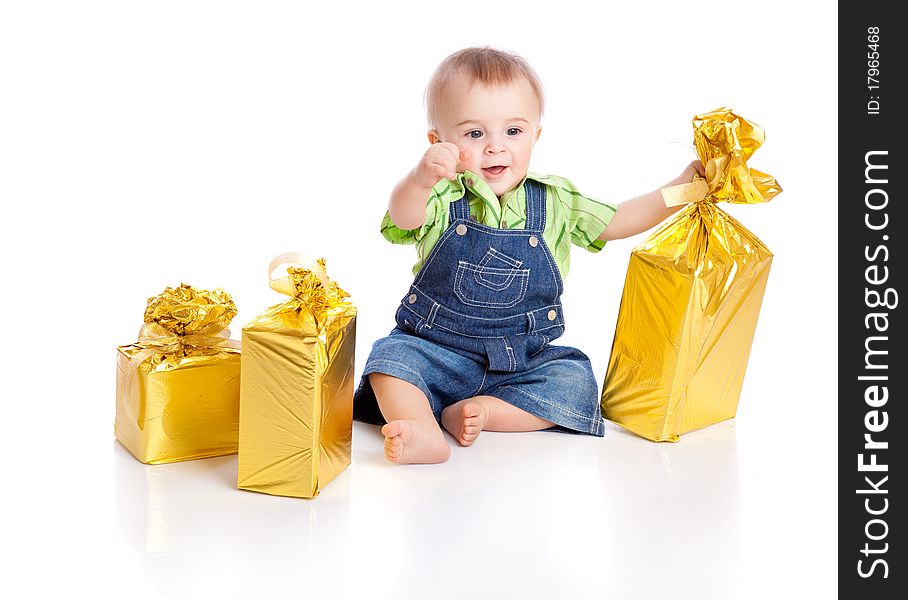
[413, 143, 472, 188]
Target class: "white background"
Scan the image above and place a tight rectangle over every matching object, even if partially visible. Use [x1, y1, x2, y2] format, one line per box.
[1, 1, 836, 598]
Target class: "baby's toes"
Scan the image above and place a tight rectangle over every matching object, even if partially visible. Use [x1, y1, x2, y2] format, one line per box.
[384, 435, 401, 458]
[462, 403, 482, 422]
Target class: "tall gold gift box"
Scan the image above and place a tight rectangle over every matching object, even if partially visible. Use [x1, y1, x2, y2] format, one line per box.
[238, 255, 356, 498]
[115, 284, 241, 464]
[601, 108, 781, 442]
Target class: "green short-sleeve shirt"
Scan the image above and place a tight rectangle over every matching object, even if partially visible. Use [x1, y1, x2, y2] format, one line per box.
[380, 170, 618, 279]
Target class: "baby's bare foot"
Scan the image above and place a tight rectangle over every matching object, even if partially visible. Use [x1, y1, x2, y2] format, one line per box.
[380, 420, 450, 464]
[441, 400, 490, 446]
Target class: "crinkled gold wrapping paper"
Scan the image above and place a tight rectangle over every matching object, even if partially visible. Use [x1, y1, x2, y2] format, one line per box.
[115, 284, 241, 464]
[601, 108, 781, 442]
[238, 254, 356, 499]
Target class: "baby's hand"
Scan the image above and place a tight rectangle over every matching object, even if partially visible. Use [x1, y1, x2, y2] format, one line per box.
[412, 143, 472, 189]
[676, 159, 706, 184]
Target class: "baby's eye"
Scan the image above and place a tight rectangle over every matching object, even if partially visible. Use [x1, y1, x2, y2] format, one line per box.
[507, 127, 522, 136]
[466, 130, 483, 139]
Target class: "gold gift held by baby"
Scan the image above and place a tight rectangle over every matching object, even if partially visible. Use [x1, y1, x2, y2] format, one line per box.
[115, 284, 242, 464]
[238, 254, 357, 499]
[601, 108, 782, 442]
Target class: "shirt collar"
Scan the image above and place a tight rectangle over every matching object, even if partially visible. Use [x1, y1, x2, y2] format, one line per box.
[460, 170, 542, 214]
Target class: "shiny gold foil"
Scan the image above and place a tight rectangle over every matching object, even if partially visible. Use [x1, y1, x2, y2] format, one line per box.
[601, 108, 780, 442]
[238, 254, 356, 499]
[115, 284, 241, 463]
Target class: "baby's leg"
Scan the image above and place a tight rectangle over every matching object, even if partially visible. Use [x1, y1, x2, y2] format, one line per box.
[369, 373, 451, 464]
[441, 395, 554, 447]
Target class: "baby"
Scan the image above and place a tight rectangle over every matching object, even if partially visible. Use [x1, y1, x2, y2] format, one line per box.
[353, 46, 703, 464]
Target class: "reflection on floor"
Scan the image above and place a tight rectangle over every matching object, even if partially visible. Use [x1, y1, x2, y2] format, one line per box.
[114, 420, 746, 599]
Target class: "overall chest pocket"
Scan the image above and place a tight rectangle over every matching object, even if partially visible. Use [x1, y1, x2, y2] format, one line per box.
[454, 247, 530, 309]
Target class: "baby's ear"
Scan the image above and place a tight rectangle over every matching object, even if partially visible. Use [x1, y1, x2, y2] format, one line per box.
[427, 129, 440, 145]
[533, 125, 543, 144]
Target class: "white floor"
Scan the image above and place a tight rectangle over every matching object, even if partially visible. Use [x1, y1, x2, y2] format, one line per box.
[53, 413, 832, 600]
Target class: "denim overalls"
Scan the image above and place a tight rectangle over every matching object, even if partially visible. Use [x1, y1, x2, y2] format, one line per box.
[353, 179, 605, 436]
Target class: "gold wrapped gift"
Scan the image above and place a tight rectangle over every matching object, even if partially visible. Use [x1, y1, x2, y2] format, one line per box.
[115, 284, 242, 463]
[238, 254, 356, 498]
[601, 108, 781, 442]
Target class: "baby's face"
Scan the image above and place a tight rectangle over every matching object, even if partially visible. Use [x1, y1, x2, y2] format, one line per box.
[429, 74, 542, 199]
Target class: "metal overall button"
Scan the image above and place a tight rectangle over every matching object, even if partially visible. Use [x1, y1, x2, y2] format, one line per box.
[547, 309, 557, 321]
[456, 223, 468, 236]
[408, 294, 418, 304]
[528, 235, 538, 247]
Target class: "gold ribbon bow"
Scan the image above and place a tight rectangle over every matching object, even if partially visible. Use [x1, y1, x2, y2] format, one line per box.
[662, 107, 782, 207]
[135, 321, 235, 355]
[267, 253, 350, 331]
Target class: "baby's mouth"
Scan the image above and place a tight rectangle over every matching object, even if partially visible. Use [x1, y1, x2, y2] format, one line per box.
[482, 165, 508, 176]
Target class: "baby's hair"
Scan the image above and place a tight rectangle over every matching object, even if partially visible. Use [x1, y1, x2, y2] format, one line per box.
[424, 46, 545, 129]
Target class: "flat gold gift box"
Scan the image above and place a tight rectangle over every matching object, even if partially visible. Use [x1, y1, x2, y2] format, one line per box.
[115, 284, 241, 464]
[601, 108, 781, 442]
[238, 255, 356, 499]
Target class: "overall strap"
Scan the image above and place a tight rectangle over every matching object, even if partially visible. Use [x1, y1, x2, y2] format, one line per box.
[449, 189, 471, 222]
[524, 179, 547, 232]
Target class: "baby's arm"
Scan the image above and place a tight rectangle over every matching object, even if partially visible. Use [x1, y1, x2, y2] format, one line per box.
[598, 160, 705, 241]
[388, 143, 472, 230]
